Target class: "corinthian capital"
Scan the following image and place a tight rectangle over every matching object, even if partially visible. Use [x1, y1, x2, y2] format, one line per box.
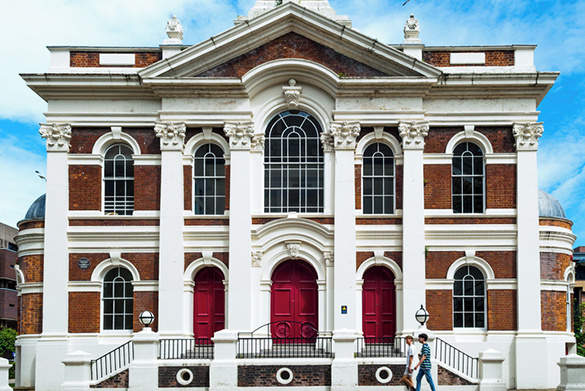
[330, 121, 361, 150]
[39, 123, 72, 152]
[224, 122, 255, 150]
[154, 122, 186, 151]
[399, 121, 429, 150]
[513, 122, 543, 151]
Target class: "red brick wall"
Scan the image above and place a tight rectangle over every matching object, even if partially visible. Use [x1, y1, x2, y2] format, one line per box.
[69, 165, 101, 210]
[70, 128, 109, 154]
[225, 165, 230, 211]
[18, 221, 45, 230]
[540, 219, 572, 229]
[426, 290, 453, 330]
[358, 365, 404, 386]
[486, 164, 516, 209]
[356, 218, 402, 225]
[69, 252, 159, 281]
[424, 165, 451, 209]
[355, 165, 361, 210]
[541, 252, 572, 280]
[69, 292, 100, 333]
[437, 367, 474, 385]
[185, 218, 229, 226]
[184, 165, 192, 211]
[238, 365, 331, 387]
[134, 165, 161, 210]
[422, 51, 514, 67]
[425, 218, 516, 224]
[541, 291, 567, 331]
[18, 255, 43, 283]
[185, 252, 229, 272]
[198, 32, 387, 78]
[426, 251, 516, 279]
[425, 127, 515, 154]
[70, 51, 161, 68]
[396, 164, 403, 210]
[356, 252, 375, 271]
[20, 293, 42, 335]
[69, 219, 159, 226]
[69, 253, 109, 281]
[425, 128, 459, 153]
[134, 291, 158, 332]
[487, 290, 516, 330]
[123, 128, 160, 155]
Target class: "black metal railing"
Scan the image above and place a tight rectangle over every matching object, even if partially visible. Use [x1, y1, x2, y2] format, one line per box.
[237, 322, 333, 358]
[434, 338, 478, 379]
[355, 336, 407, 358]
[159, 338, 214, 359]
[91, 341, 134, 381]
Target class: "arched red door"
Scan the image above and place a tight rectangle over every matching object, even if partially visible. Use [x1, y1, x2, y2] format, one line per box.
[271, 260, 318, 338]
[362, 266, 396, 340]
[193, 267, 225, 340]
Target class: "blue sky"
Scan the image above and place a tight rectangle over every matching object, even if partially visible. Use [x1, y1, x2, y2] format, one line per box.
[1, 0, 584, 246]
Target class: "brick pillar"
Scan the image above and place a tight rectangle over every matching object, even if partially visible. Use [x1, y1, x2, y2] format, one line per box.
[155, 122, 186, 336]
[399, 121, 428, 332]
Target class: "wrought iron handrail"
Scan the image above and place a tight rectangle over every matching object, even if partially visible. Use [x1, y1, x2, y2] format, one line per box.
[355, 336, 407, 358]
[91, 341, 134, 381]
[159, 338, 214, 359]
[237, 321, 333, 358]
[434, 338, 478, 379]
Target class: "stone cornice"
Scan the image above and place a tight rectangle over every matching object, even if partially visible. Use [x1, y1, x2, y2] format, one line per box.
[39, 123, 72, 152]
[513, 122, 543, 151]
[154, 122, 186, 151]
[399, 121, 429, 150]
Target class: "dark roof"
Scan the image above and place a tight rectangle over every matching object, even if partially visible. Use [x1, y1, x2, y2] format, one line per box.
[22, 194, 46, 222]
[538, 190, 567, 219]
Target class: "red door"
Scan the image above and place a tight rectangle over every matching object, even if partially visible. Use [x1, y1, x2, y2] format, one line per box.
[362, 266, 395, 340]
[193, 267, 225, 340]
[271, 260, 318, 338]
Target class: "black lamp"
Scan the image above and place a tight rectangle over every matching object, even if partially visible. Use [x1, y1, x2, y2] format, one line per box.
[415, 304, 429, 326]
[139, 310, 155, 327]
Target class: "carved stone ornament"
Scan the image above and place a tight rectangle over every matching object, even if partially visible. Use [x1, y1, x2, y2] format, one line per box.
[224, 122, 255, 150]
[404, 14, 420, 37]
[285, 241, 302, 258]
[251, 135, 265, 152]
[399, 121, 429, 150]
[154, 122, 186, 151]
[513, 122, 544, 151]
[39, 123, 72, 152]
[283, 79, 302, 109]
[323, 251, 334, 267]
[330, 122, 361, 150]
[320, 133, 335, 152]
[251, 251, 263, 267]
[165, 15, 184, 43]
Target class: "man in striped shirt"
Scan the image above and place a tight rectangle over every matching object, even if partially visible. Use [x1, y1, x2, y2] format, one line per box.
[413, 333, 436, 391]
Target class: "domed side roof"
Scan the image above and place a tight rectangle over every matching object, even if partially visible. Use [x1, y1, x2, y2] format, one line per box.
[538, 190, 567, 219]
[22, 194, 46, 221]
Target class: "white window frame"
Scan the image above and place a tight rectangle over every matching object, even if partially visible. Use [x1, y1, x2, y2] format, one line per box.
[103, 143, 134, 215]
[193, 143, 226, 215]
[452, 142, 485, 214]
[453, 265, 486, 329]
[362, 142, 395, 215]
[102, 266, 134, 331]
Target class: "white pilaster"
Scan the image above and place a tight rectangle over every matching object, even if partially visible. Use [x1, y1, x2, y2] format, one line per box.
[155, 122, 186, 336]
[224, 122, 254, 331]
[330, 122, 359, 332]
[325, 251, 335, 331]
[399, 121, 428, 332]
[250, 135, 264, 215]
[513, 122, 546, 388]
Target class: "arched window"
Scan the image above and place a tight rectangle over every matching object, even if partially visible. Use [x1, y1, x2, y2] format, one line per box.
[264, 111, 323, 213]
[102, 267, 133, 330]
[363, 143, 395, 214]
[452, 142, 484, 213]
[104, 144, 134, 215]
[453, 265, 486, 328]
[194, 144, 225, 215]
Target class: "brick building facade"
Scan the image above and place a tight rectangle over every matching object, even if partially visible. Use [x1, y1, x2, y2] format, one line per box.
[16, 2, 575, 390]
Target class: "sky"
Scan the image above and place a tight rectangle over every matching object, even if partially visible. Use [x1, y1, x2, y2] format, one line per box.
[0, 0, 584, 246]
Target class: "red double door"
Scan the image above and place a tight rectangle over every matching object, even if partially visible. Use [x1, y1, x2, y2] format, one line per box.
[362, 266, 396, 340]
[271, 260, 318, 338]
[193, 267, 225, 340]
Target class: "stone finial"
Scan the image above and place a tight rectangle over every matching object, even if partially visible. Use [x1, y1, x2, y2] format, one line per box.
[330, 122, 361, 150]
[283, 79, 302, 109]
[154, 122, 186, 151]
[164, 15, 183, 44]
[403, 14, 421, 44]
[399, 121, 429, 150]
[39, 123, 72, 152]
[513, 122, 544, 151]
[224, 122, 255, 150]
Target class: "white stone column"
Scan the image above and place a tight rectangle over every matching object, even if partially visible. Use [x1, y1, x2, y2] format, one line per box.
[329, 122, 360, 332]
[129, 327, 159, 391]
[399, 121, 428, 332]
[251, 251, 263, 329]
[37, 123, 72, 391]
[322, 135, 335, 215]
[155, 122, 186, 336]
[210, 330, 238, 390]
[479, 349, 506, 391]
[224, 122, 254, 331]
[61, 351, 92, 391]
[324, 251, 334, 331]
[250, 135, 264, 215]
[557, 354, 585, 391]
[513, 122, 546, 388]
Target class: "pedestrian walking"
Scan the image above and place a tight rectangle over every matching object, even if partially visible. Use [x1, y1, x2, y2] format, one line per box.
[401, 335, 416, 391]
[413, 333, 436, 391]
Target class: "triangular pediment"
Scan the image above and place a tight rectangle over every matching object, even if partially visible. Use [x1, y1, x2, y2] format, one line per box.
[140, 2, 441, 80]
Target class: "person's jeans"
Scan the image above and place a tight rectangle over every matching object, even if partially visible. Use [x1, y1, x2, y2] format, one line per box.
[416, 368, 436, 391]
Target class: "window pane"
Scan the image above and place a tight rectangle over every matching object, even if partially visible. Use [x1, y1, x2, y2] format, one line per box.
[363, 197, 372, 214]
[363, 159, 372, 176]
[464, 313, 474, 327]
[104, 299, 113, 313]
[104, 316, 113, 330]
[453, 297, 463, 311]
[384, 195, 393, 214]
[454, 313, 463, 327]
[475, 313, 485, 328]
[464, 298, 473, 311]
[373, 197, 383, 214]
[464, 281, 474, 296]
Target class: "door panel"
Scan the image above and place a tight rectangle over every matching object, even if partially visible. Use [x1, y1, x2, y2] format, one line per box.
[193, 267, 225, 340]
[362, 266, 396, 340]
[271, 260, 318, 339]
